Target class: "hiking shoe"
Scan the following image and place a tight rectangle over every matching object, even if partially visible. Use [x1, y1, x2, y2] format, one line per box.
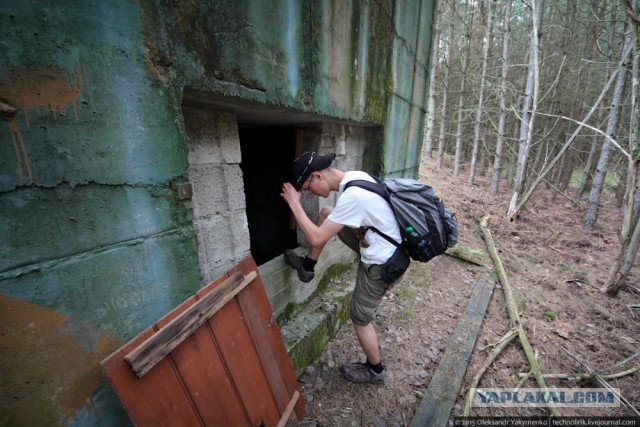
[339, 363, 386, 385]
[283, 249, 315, 283]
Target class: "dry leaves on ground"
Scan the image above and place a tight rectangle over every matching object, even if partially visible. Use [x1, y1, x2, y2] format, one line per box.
[298, 155, 640, 426]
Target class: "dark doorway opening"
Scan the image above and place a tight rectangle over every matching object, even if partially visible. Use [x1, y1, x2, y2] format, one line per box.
[239, 126, 299, 265]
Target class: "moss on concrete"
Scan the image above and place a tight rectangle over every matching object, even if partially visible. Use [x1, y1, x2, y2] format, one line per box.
[276, 261, 352, 325]
[281, 280, 354, 377]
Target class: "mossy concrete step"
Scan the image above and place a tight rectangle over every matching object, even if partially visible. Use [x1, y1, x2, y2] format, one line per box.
[281, 280, 355, 377]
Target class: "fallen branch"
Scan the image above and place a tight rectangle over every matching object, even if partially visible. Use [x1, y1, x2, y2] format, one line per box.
[479, 215, 560, 417]
[561, 347, 640, 416]
[463, 329, 518, 416]
[598, 351, 640, 374]
[515, 349, 539, 392]
[516, 370, 533, 390]
[445, 249, 488, 267]
[518, 365, 639, 381]
[480, 216, 520, 328]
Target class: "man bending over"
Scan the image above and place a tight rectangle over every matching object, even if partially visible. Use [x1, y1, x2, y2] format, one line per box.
[280, 151, 407, 384]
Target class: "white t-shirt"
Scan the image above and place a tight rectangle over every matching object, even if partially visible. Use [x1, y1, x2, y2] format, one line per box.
[327, 171, 401, 265]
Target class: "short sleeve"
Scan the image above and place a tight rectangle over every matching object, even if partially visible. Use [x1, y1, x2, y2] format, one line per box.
[327, 190, 364, 228]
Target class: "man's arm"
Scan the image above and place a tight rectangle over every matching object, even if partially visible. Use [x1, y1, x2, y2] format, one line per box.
[281, 182, 343, 247]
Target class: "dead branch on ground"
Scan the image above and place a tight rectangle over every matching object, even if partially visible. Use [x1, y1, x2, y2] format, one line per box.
[463, 329, 518, 416]
[445, 249, 488, 267]
[464, 215, 561, 417]
[561, 347, 640, 416]
[518, 365, 639, 381]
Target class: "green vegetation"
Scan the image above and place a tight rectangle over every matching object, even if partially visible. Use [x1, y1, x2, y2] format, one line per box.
[453, 245, 485, 257]
[397, 307, 416, 322]
[395, 287, 415, 302]
[542, 310, 557, 321]
[514, 291, 527, 314]
[277, 262, 353, 324]
[558, 263, 574, 274]
[570, 170, 621, 189]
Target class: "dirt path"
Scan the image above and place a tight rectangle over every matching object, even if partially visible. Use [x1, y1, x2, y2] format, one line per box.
[298, 155, 640, 426]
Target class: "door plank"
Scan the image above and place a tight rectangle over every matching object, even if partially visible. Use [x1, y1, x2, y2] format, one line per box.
[209, 297, 281, 426]
[101, 328, 201, 426]
[125, 271, 256, 378]
[229, 256, 305, 418]
[155, 285, 250, 426]
[231, 257, 305, 418]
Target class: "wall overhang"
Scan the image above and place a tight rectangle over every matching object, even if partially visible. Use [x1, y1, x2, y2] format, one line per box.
[183, 88, 380, 128]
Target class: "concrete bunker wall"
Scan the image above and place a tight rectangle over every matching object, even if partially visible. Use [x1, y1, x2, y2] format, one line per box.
[0, 0, 438, 423]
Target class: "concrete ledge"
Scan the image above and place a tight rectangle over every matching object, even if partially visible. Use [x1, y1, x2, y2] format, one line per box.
[280, 278, 355, 377]
[259, 238, 357, 318]
[257, 238, 358, 377]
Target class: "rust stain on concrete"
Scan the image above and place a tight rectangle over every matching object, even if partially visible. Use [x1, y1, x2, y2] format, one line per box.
[0, 64, 86, 185]
[0, 296, 122, 425]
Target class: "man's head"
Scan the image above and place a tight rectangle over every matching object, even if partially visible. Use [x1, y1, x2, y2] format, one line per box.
[292, 152, 336, 191]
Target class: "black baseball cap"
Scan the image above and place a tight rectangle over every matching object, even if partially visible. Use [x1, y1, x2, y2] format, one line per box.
[292, 152, 336, 190]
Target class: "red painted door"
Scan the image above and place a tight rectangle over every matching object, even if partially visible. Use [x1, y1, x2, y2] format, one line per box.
[102, 256, 304, 426]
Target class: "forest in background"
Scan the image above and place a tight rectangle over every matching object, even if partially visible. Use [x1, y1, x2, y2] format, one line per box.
[424, 0, 640, 295]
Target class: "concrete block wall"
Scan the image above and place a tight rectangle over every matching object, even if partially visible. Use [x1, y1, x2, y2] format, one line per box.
[182, 106, 251, 283]
[179, 106, 367, 321]
[181, 107, 367, 301]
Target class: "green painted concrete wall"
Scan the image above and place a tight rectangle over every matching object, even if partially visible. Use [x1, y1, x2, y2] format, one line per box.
[0, 0, 438, 424]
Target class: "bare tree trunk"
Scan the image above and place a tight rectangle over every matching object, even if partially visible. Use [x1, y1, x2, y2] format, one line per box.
[617, 207, 640, 286]
[508, 0, 544, 219]
[615, 158, 629, 205]
[507, 45, 633, 220]
[621, 0, 640, 23]
[576, 131, 601, 201]
[490, 0, 512, 194]
[605, 160, 639, 294]
[583, 25, 632, 232]
[469, 0, 495, 186]
[545, 2, 579, 200]
[453, 1, 474, 177]
[554, 155, 577, 201]
[424, 21, 441, 158]
[604, 4, 640, 295]
[633, 168, 640, 227]
[436, 18, 453, 170]
[573, 0, 607, 201]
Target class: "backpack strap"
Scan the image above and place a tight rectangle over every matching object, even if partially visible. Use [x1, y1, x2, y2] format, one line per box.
[344, 178, 388, 200]
[367, 226, 401, 248]
[343, 178, 401, 247]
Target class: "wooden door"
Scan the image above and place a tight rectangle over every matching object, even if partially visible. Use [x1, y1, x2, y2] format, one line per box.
[102, 256, 304, 426]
